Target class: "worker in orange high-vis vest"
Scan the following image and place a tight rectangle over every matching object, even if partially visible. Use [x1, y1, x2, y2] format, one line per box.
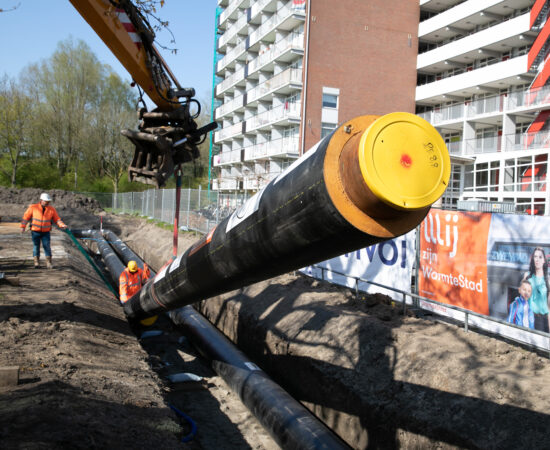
[20, 193, 67, 269]
[119, 260, 151, 304]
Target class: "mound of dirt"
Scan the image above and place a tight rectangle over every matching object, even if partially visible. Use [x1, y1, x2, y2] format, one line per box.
[0, 187, 103, 216]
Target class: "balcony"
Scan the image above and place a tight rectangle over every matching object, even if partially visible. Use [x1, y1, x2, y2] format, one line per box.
[247, 67, 302, 103]
[214, 121, 244, 143]
[212, 177, 240, 191]
[419, 0, 505, 39]
[248, 2, 305, 49]
[442, 130, 550, 157]
[215, 66, 246, 96]
[219, 0, 247, 26]
[417, 14, 531, 70]
[217, 39, 248, 72]
[218, 13, 249, 51]
[245, 101, 301, 133]
[248, 32, 304, 76]
[244, 136, 299, 161]
[214, 95, 245, 120]
[416, 54, 529, 102]
[418, 83, 550, 127]
[215, 67, 302, 120]
[214, 148, 243, 166]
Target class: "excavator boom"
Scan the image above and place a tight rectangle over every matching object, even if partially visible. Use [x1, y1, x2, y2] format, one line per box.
[69, 0, 216, 187]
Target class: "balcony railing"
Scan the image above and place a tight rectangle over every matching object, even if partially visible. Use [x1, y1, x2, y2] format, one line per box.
[420, 85, 550, 127]
[248, 32, 304, 75]
[216, 66, 246, 96]
[214, 148, 243, 166]
[214, 121, 244, 142]
[245, 101, 301, 132]
[215, 67, 302, 120]
[247, 67, 302, 104]
[215, 95, 245, 120]
[244, 136, 299, 161]
[219, 0, 245, 25]
[218, 13, 248, 49]
[445, 130, 550, 156]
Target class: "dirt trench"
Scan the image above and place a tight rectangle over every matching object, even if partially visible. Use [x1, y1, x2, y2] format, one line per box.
[1, 188, 550, 449]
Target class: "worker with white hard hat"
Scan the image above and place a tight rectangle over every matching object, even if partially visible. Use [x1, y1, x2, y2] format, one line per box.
[20, 192, 68, 269]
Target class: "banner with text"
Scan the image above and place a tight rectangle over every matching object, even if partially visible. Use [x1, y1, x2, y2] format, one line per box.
[419, 209, 491, 314]
[419, 208, 550, 336]
[301, 230, 416, 301]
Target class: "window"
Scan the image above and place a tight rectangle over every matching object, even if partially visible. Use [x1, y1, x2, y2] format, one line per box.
[321, 122, 337, 138]
[322, 93, 338, 108]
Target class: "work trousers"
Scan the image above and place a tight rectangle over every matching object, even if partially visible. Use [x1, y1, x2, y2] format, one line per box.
[31, 231, 51, 258]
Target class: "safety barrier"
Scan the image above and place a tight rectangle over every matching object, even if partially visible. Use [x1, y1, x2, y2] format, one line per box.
[86, 188, 245, 235]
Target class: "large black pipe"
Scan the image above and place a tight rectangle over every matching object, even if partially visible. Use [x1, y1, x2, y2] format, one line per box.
[77, 229, 349, 448]
[71, 229, 125, 282]
[169, 306, 350, 450]
[102, 229, 150, 273]
[124, 112, 450, 321]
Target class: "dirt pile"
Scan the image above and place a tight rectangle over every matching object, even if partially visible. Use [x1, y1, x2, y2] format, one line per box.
[0, 187, 103, 215]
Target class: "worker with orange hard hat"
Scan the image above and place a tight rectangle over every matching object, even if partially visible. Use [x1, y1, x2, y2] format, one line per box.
[119, 260, 150, 304]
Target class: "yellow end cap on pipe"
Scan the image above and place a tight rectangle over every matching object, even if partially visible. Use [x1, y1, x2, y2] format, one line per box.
[357, 112, 451, 211]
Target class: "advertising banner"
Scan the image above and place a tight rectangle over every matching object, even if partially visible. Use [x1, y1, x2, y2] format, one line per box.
[301, 230, 416, 301]
[420, 209, 550, 338]
[487, 213, 550, 330]
[418, 209, 491, 314]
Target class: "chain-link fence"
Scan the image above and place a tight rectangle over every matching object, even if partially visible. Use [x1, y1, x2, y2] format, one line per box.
[86, 188, 248, 235]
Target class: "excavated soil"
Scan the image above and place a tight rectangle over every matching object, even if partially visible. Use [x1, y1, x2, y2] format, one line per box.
[1, 187, 550, 449]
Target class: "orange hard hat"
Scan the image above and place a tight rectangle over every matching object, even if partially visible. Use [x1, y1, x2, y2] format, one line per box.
[128, 261, 138, 273]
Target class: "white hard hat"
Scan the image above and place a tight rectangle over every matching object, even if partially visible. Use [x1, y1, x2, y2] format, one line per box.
[40, 193, 52, 202]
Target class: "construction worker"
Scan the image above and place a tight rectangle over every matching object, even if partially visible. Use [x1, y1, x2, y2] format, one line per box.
[119, 260, 150, 304]
[20, 192, 67, 269]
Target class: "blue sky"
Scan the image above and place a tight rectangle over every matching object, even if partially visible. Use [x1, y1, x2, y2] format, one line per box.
[0, 0, 218, 107]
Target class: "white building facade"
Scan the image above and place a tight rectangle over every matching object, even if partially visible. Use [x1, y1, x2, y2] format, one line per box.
[212, 0, 306, 194]
[418, 0, 550, 215]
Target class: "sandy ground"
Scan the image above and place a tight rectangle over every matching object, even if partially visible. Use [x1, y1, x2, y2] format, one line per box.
[1, 188, 550, 449]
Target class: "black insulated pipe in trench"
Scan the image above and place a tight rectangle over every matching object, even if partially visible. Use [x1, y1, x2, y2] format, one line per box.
[124, 113, 450, 320]
[169, 306, 350, 450]
[74, 229, 349, 449]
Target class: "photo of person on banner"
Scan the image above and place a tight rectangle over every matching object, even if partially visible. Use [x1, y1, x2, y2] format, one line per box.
[507, 280, 534, 329]
[521, 247, 550, 333]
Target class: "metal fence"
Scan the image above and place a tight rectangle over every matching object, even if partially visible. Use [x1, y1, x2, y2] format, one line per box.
[307, 264, 550, 356]
[86, 188, 248, 235]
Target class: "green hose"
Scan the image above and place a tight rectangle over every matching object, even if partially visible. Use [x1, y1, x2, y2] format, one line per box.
[65, 229, 118, 297]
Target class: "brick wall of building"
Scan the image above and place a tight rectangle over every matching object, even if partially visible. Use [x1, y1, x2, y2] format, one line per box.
[301, 0, 419, 152]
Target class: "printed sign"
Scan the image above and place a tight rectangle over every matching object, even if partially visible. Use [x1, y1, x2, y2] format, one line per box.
[301, 230, 416, 301]
[418, 209, 491, 314]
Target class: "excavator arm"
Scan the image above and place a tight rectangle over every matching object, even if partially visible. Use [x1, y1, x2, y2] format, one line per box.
[69, 0, 216, 187]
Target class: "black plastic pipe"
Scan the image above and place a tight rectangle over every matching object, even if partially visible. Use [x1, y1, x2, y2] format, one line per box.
[102, 229, 150, 273]
[169, 306, 350, 450]
[76, 229, 349, 448]
[124, 113, 450, 320]
[71, 229, 125, 282]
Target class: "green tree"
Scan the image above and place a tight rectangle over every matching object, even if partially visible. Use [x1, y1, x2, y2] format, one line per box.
[0, 75, 34, 187]
[23, 38, 103, 188]
[84, 71, 138, 194]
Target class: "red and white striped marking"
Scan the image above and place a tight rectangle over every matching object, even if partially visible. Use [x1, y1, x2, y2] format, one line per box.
[116, 8, 142, 49]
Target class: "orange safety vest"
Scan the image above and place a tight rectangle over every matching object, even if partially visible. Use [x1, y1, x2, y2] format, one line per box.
[119, 264, 150, 303]
[21, 203, 66, 232]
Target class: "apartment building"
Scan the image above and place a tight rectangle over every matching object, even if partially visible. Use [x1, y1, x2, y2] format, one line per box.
[211, 0, 419, 194]
[417, 0, 550, 215]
